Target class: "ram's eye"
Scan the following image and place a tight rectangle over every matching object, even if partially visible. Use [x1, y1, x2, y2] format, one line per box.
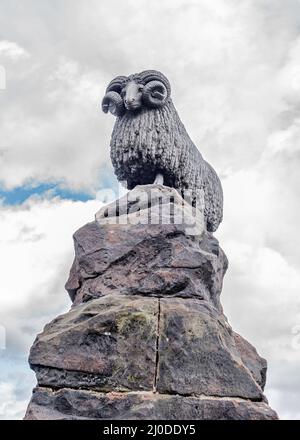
[120, 89, 126, 97]
[138, 85, 144, 92]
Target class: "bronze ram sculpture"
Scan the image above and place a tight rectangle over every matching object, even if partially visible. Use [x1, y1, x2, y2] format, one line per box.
[102, 70, 223, 232]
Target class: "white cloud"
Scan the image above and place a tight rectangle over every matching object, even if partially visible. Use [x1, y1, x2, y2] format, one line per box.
[0, 57, 111, 192]
[0, 196, 102, 419]
[0, 40, 29, 61]
[0, 382, 29, 420]
[0, 197, 98, 310]
[216, 144, 300, 419]
[267, 387, 300, 420]
[278, 35, 300, 101]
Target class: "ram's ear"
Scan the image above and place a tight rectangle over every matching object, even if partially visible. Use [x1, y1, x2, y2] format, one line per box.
[102, 91, 125, 116]
[142, 80, 168, 108]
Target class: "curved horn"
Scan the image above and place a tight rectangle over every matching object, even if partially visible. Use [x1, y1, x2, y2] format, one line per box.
[142, 80, 168, 108]
[139, 70, 171, 97]
[102, 91, 125, 116]
[106, 75, 127, 94]
[102, 75, 127, 116]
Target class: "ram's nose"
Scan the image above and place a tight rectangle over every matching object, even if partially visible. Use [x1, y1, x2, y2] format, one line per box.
[124, 97, 139, 111]
[125, 97, 135, 105]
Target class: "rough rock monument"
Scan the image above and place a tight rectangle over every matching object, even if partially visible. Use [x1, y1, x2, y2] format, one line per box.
[25, 70, 278, 420]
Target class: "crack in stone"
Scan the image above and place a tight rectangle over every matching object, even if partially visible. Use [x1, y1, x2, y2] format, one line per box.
[153, 298, 161, 392]
[34, 385, 264, 403]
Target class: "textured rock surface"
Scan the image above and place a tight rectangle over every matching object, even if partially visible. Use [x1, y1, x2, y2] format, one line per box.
[29, 296, 158, 392]
[25, 186, 278, 420]
[156, 299, 264, 399]
[66, 186, 226, 310]
[28, 295, 265, 400]
[25, 387, 278, 420]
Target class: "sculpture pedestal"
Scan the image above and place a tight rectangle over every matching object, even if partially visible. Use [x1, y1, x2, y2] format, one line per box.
[24, 185, 278, 420]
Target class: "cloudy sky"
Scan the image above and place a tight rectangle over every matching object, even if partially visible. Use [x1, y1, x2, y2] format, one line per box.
[0, 0, 300, 419]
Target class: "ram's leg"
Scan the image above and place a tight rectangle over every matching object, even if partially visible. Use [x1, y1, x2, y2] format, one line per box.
[154, 173, 164, 185]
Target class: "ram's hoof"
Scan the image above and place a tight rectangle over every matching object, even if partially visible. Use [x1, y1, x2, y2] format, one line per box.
[154, 173, 164, 185]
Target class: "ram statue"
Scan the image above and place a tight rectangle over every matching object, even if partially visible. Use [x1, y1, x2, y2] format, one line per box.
[102, 70, 223, 232]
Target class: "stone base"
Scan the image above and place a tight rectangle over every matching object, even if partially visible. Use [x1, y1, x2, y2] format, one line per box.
[28, 295, 266, 399]
[24, 186, 278, 420]
[25, 387, 278, 420]
[65, 186, 227, 310]
[25, 294, 278, 419]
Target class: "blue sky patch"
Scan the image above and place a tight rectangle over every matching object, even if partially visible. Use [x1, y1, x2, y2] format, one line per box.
[0, 183, 93, 205]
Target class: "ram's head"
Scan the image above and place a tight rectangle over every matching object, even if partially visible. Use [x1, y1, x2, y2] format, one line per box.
[102, 70, 171, 116]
